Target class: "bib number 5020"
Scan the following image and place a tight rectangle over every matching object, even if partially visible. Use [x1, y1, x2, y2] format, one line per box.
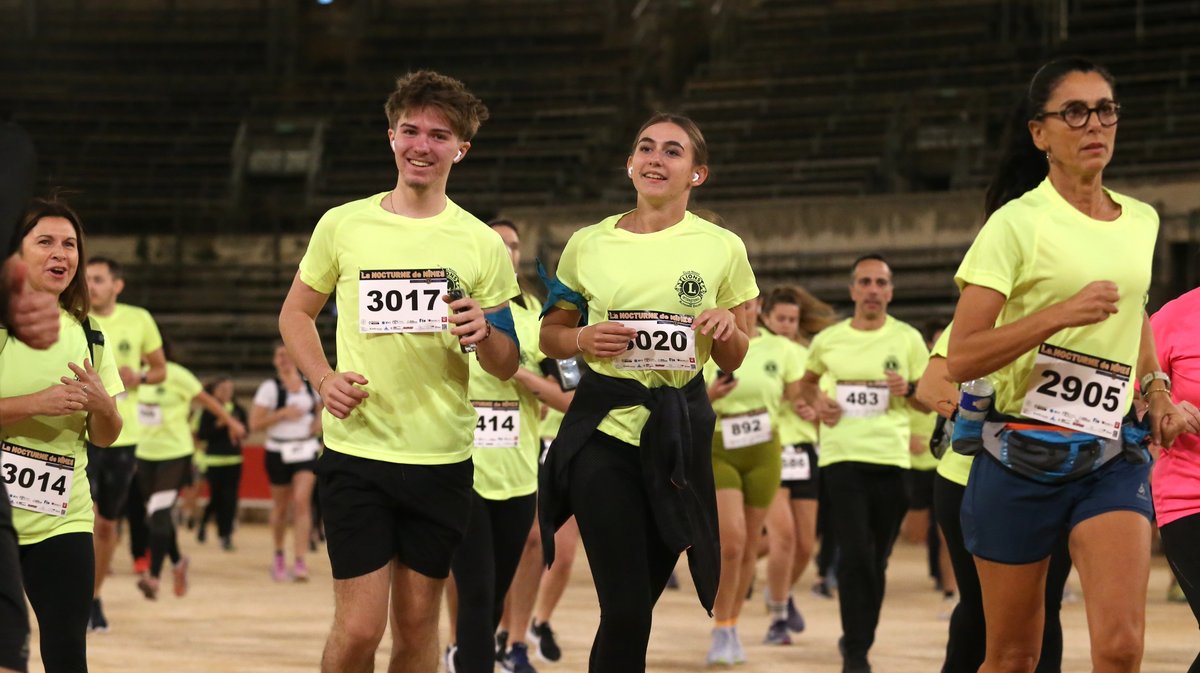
[1034, 371, 1121, 412]
[365, 288, 440, 313]
[630, 330, 688, 352]
[1, 463, 67, 496]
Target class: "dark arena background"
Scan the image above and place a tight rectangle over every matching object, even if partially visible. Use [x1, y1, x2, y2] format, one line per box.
[3, 2, 1200, 671]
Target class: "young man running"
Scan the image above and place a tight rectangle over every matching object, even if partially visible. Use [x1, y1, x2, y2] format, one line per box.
[279, 71, 519, 673]
[84, 256, 167, 631]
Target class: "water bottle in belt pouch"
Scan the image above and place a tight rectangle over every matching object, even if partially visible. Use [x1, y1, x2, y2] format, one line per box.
[951, 378, 994, 456]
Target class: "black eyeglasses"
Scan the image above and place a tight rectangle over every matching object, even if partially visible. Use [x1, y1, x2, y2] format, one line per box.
[1034, 101, 1121, 128]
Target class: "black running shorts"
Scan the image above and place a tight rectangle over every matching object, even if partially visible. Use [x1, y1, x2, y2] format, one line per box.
[317, 448, 473, 580]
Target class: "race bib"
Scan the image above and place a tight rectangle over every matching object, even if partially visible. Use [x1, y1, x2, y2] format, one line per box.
[609, 310, 696, 371]
[1021, 344, 1130, 440]
[1, 442, 73, 516]
[137, 403, 163, 427]
[781, 444, 812, 481]
[280, 438, 320, 464]
[358, 268, 450, 334]
[473, 401, 520, 448]
[836, 381, 890, 418]
[720, 408, 773, 449]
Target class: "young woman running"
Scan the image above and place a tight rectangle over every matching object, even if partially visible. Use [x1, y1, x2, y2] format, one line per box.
[539, 113, 758, 672]
[759, 285, 836, 644]
[704, 294, 805, 662]
[949, 57, 1198, 673]
[195, 375, 248, 550]
[250, 343, 321, 581]
[135, 343, 245, 599]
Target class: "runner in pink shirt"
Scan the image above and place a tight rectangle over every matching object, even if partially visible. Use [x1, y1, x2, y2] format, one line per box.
[1150, 286, 1200, 673]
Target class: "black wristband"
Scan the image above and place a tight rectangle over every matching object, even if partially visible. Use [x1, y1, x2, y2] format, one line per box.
[905, 381, 917, 398]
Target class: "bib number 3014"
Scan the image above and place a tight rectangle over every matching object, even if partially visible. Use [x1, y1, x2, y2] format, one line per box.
[1, 442, 73, 517]
[359, 268, 450, 334]
[609, 310, 696, 371]
[1021, 343, 1130, 439]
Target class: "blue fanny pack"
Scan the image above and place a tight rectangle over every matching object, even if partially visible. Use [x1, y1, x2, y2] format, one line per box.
[951, 409, 1151, 484]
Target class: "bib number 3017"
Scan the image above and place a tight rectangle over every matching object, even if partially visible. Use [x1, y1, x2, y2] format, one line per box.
[359, 268, 450, 334]
[1021, 343, 1130, 439]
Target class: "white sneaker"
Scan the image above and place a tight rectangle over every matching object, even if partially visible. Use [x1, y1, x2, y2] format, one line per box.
[706, 627, 734, 666]
[730, 626, 746, 664]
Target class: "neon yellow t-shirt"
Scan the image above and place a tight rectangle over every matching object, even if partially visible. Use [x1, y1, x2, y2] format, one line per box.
[2, 311, 124, 545]
[298, 194, 521, 465]
[89, 302, 162, 447]
[554, 210, 759, 446]
[540, 408, 564, 439]
[467, 293, 542, 500]
[137, 361, 203, 462]
[954, 178, 1157, 419]
[705, 327, 804, 427]
[930, 325, 973, 487]
[776, 341, 818, 445]
[805, 316, 929, 469]
[908, 407, 939, 471]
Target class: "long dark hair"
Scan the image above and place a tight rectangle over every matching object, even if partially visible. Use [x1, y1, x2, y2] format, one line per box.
[14, 197, 90, 323]
[985, 57, 1116, 217]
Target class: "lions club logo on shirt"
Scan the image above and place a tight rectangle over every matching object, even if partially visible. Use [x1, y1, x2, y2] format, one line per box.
[765, 360, 778, 375]
[675, 271, 707, 308]
[119, 339, 132, 354]
[445, 267, 464, 292]
[884, 355, 900, 372]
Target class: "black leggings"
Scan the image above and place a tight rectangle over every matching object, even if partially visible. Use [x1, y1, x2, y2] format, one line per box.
[821, 462, 909, 661]
[570, 432, 678, 673]
[137, 457, 189, 578]
[0, 483, 28, 673]
[20, 532, 94, 673]
[451, 491, 536, 673]
[934, 474, 1070, 673]
[126, 472, 149, 561]
[200, 463, 242, 539]
[1161, 513, 1200, 673]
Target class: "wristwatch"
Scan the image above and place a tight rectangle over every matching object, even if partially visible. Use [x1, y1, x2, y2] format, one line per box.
[905, 382, 917, 398]
[1140, 371, 1171, 395]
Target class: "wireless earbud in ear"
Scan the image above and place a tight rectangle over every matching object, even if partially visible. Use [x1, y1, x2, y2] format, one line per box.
[390, 140, 396, 151]
[627, 167, 634, 178]
[454, 150, 463, 163]
[692, 173, 700, 183]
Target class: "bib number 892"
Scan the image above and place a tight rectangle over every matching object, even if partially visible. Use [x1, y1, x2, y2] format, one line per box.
[1035, 371, 1121, 412]
[1, 463, 67, 496]
[366, 289, 441, 312]
[630, 330, 688, 352]
[729, 419, 762, 436]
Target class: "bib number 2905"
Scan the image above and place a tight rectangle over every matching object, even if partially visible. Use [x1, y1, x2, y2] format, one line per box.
[1034, 371, 1121, 412]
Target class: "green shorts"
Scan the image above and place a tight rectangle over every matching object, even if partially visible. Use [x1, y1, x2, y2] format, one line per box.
[711, 430, 782, 509]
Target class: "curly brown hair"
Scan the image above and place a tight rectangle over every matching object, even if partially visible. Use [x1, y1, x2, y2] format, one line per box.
[384, 71, 489, 141]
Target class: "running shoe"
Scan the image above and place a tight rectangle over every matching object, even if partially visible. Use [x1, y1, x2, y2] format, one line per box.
[137, 575, 159, 601]
[494, 630, 508, 664]
[196, 524, 207, 544]
[88, 598, 109, 633]
[443, 645, 458, 673]
[272, 552, 289, 582]
[786, 596, 806, 633]
[220, 536, 235, 552]
[730, 626, 746, 664]
[527, 620, 561, 662]
[705, 628, 734, 666]
[173, 556, 189, 597]
[133, 551, 150, 576]
[763, 619, 791, 645]
[501, 642, 538, 673]
[293, 559, 309, 582]
[811, 579, 834, 599]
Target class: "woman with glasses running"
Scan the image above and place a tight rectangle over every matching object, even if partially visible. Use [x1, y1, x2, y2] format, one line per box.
[949, 57, 1198, 673]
